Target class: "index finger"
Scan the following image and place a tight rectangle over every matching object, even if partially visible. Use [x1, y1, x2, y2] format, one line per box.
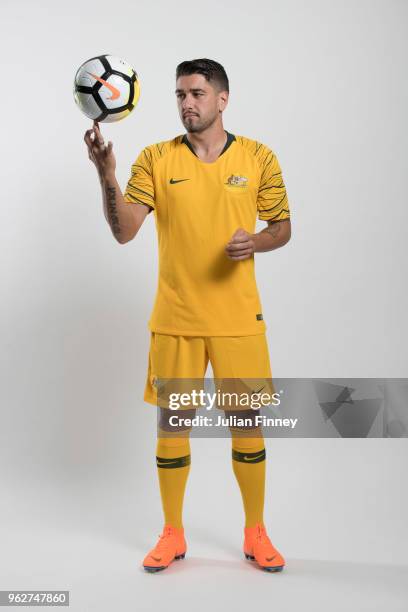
[84, 128, 94, 147]
[93, 120, 104, 145]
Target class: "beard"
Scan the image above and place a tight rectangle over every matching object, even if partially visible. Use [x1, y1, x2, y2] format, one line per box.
[182, 112, 218, 133]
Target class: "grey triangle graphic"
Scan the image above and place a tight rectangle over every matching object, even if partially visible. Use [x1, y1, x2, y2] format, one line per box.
[314, 381, 355, 420]
[330, 399, 383, 437]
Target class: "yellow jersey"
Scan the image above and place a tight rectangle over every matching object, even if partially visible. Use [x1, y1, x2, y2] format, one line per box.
[123, 132, 290, 336]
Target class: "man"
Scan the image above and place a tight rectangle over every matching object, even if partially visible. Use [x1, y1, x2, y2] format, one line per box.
[84, 58, 291, 573]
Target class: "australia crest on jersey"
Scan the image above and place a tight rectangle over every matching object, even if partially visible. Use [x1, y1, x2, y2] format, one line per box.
[225, 174, 248, 188]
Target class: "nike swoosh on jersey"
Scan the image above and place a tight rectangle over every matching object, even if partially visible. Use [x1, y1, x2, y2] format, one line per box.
[87, 72, 121, 100]
[169, 178, 190, 184]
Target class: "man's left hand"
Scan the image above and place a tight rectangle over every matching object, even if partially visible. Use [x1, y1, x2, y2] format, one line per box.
[225, 228, 256, 261]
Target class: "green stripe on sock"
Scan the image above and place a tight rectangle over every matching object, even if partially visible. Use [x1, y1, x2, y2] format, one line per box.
[232, 448, 266, 464]
[156, 455, 191, 469]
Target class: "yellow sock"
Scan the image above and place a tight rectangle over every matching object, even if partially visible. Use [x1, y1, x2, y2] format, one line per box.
[156, 432, 191, 530]
[231, 430, 266, 528]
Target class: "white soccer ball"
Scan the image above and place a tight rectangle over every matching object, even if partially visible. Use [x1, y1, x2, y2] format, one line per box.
[73, 54, 140, 123]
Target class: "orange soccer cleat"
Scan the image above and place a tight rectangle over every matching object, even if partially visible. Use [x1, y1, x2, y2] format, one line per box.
[143, 525, 187, 573]
[244, 524, 285, 572]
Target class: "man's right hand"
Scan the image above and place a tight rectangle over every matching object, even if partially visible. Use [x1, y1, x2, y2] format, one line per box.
[84, 120, 116, 178]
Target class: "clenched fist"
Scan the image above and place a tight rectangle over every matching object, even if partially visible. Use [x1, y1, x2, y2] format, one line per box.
[225, 228, 256, 261]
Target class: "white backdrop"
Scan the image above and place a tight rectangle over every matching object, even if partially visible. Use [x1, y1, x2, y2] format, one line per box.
[1, 0, 407, 610]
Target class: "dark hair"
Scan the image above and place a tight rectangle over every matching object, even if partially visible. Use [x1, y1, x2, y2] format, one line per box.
[176, 58, 229, 93]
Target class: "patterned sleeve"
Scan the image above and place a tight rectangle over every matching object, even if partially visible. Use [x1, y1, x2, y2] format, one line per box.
[257, 146, 290, 222]
[123, 147, 155, 212]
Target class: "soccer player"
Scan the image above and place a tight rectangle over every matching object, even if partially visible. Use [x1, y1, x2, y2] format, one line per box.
[84, 59, 291, 573]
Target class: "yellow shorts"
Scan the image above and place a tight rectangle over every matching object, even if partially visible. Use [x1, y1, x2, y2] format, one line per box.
[143, 332, 274, 407]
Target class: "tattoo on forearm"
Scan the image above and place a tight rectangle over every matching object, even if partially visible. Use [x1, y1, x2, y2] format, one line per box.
[107, 187, 121, 236]
[262, 222, 281, 239]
